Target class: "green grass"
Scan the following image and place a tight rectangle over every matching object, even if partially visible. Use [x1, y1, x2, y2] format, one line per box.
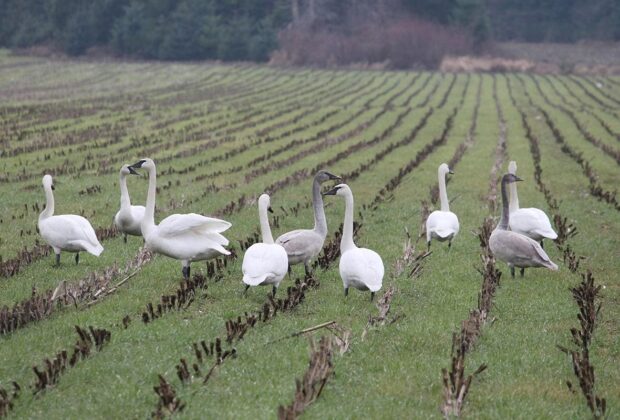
[0, 52, 618, 419]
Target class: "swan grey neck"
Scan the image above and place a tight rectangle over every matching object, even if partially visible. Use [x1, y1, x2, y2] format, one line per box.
[119, 172, 131, 210]
[340, 188, 357, 253]
[143, 165, 157, 232]
[438, 168, 450, 212]
[508, 181, 519, 213]
[40, 183, 55, 220]
[258, 200, 274, 244]
[498, 177, 510, 230]
[312, 178, 328, 237]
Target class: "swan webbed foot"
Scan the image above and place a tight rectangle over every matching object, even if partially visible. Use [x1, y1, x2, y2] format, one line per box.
[370, 292, 375, 302]
[520, 267, 525, 277]
[55, 253, 61, 266]
[344, 288, 349, 298]
[510, 266, 515, 278]
[75, 253, 79, 265]
[182, 266, 190, 280]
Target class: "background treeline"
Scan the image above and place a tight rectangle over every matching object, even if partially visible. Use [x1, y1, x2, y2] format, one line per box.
[0, 0, 618, 66]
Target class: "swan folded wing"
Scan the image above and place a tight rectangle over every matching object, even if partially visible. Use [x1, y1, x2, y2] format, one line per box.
[511, 209, 557, 239]
[506, 233, 553, 266]
[276, 230, 321, 257]
[158, 213, 232, 237]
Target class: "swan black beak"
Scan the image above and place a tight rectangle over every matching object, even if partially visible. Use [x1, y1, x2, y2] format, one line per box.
[130, 159, 147, 169]
[268, 206, 274, 214]
[128, 166, 140, 175]
[51, 184, 55, 191]
[325, 172, 341, 181]
[323, 186, 340, 196]
[515, 176, 523, 182]
[449, 169, 455, 175]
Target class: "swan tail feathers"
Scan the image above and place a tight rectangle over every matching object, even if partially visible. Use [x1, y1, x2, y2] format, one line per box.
[70, 240, 104, 256]
[243, 273, 269, 286]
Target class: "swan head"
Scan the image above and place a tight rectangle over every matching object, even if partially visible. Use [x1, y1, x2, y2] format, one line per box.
[258, 194, 273, 213]
[502, 173, 522, 185]
[42, 174, 55, 190]
[439, 163, 454, 176]
[120, 164, 140, 176]
[508, 160, 517, 175]
[323, 183, 350, 197]
[314, 170, 341, 183]
[129, 158, 154, 171]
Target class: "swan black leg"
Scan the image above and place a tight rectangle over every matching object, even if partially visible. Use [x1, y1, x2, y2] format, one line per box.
[288, 265, 292, 278]
[370, 292, 375, 302]
[75, 253, 79, 265]
[272, 285, 277, 297]
[344, 288, 349, 298]
[510, 266, 515, 278]
[55, 253, 61, 266]
[520, 267, 525, 277]
[182, 266, 190, 280]
[123, 234, 127, 244]
[304, 262, 312, 278]
[448, 240, 452, 250]
[243, 284, 250, 295]
[427, 241, 431, 252]
[540, 240, 544, 250]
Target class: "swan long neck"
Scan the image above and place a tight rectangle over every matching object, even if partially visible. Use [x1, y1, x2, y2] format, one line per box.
[340, 190, 357, 253]
[312, 179, 327, 237]
[438, 169, 450, 212]
[498, 178, 510, 230]
[119, 173, 131, 209]
[508, 181, 519, 213]
[40, 184, 55, 220]
[259, 203, 274, 244]
[143, 166, 157, 230]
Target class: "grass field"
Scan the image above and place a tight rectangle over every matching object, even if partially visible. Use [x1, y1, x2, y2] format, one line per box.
[0, 49, 618, 418]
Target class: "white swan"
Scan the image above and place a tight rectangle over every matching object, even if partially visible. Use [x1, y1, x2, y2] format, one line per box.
[507, 161, 557, 248]
[38, 174, 103, 265]
[275, 170, 341, 275]
[242, 194, 288, 296]
[324, 184, 384, 301]
[114, 164, 146, 242]
[426, 163, 460, 251]
[490, 173, 558, 278]
[130, 158, 231, 279]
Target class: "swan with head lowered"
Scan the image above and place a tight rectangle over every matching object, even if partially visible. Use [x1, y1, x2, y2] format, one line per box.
[324, 184, 383, 301]
[130, 158, 231, 279]
[114, 164, 145, 242]
[242, 194, 288, 296]
[38, 174, 103, 265]
[489, 173, 558, 278]
[426, 163, 459, 251]
[275, 170, 341, 276]
[507, 161, 557, 249]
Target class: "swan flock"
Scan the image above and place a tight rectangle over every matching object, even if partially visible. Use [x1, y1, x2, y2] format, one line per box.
[36, 159, 560, 300]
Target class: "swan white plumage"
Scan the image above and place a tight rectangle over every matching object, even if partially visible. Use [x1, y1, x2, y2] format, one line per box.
[38, 174, 103, 265]
[114, 164, 146, 242]
[426, 163, 460, 251]
[507, 161, 557, 247]
[130, 158, 231, 279]
[242, 194, 288, 296]
[324, 184, 384, 301]
[275, 170, 341, 275]
[489, 173, 558, 278]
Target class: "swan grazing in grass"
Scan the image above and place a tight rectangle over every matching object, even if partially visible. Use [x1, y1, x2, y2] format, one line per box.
[324, 184, 384, 301]
[114, 164, 145, 243]
[38, 174, 103, 265]
[426, 163, 459, 251]
[275, 170, 341, 275]
[242, 194, 288, 296]
[490, 173, 558, 278]
[130, 158, 231, 279]
[507, 161, 557, 249]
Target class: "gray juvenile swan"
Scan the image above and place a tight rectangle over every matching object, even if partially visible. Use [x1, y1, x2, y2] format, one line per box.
[489, 173, 558, 278]
[275, 170, 341, 275]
